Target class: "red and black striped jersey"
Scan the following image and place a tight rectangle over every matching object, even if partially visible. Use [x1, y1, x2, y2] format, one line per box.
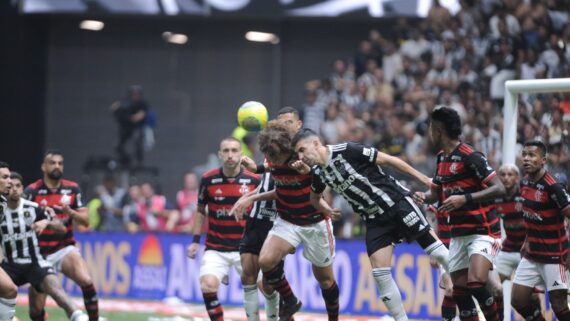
[198, 168, 259, 252]
[493, 191, 525, 252]
[433, 143, 500, 238]
[520, 172, 570, 264]
[24, 179, 84, 256]
[428, 203, 451, 248]
[269, 159, 324, 226]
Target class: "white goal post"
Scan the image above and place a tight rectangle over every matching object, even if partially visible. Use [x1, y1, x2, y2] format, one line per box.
[502, 78, 570, 165]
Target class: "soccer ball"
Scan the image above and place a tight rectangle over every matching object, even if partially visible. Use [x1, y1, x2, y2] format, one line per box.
[237, 101, 268, 132]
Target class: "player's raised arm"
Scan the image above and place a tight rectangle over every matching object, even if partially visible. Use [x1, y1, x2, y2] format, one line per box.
[376, 151, 432, 187]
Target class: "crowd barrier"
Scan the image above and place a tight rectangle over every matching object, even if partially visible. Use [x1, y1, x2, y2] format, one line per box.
[61, 232, 555, 320]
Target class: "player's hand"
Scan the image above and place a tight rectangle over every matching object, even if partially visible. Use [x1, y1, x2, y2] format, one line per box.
[230, 196, 252, 221]
[412, 191, 426, 206]
[187, 243, 200, 259]
[439, 195, 467, 213]
[45, 207, 57, 218]
[32, 219, 49, 234]
[429, 256, 439, 268]
[327, 208, 342, 221]
[290, 160, 310, 175]
[241, 156, 257, 172]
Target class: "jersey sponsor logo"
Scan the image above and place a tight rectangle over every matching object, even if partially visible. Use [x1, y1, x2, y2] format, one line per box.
[211, 178, 223, 184]
[403, 211, 420, 227]
[215, 208, 232, 217]
[451, 155, 462, 161]
[522, 209, 543, 222]
[3, 230, 35, 241]
[273, 176, 303, 187]
[37, 189, 48, 195]
[335, 175, 356, 192]
[238, 179, 252, 184]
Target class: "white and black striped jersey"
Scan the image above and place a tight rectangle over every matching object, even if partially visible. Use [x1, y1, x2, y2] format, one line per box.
[1, 198, 49, 264]
[249, 172, 278, 220]
[311, 142, 410, 220]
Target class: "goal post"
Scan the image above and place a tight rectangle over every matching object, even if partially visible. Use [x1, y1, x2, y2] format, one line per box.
[502, 78, 570, 165]
[501, 78, 570, 321]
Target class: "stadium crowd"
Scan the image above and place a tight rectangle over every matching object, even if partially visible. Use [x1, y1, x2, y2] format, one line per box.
[87, 0, 570, 237]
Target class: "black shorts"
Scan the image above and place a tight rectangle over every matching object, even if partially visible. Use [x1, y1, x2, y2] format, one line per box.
[1, 260, 55, 292]
[239, 217, 274, 255]
[365, 196, 431, 256]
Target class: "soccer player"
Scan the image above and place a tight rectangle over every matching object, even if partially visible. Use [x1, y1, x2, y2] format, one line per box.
[291, 129, 450, 321]
[232, 120, 339, 321]
[24, 151, 100, 321]
[4, 172, 89, 321]
[0, 162, 19, 321]
[491, 164, 526, 320]
[413, 106, 505, 321]
[187, 137, 260, 321]
[511, 141, 570, 321]
[237, 107, 304, 321]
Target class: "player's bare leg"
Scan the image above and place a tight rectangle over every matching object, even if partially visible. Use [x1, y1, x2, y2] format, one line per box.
[28, 287, 48, 321]
[369, 245, 408, 321]
[61, 250, 99, 321]
[0, 268, 17, 321]
[259, 235, 300, 321]
[312, 264, 339, 321]
[40, 274, 88, 320]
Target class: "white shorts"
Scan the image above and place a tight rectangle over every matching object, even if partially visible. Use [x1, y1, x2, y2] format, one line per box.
[495, 251, 521, 278]
[199, 250, 242, 283]
[46, 245, 79, 272]
[513, 257, 568, 292]
[268, 217, 335, 267]
[449, 235, 501, 273]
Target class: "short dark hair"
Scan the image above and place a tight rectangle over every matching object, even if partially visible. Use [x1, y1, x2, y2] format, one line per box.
[44, 149, 64, 159]
[291, 128, 319, 148]
[523, 140, 547, 156]
[0, 161, 8, 169]
[277, 106, 299, 118]
[221, 136, 242, 147]
[431, 106, 462, 139]
[10, 172, 23, 183]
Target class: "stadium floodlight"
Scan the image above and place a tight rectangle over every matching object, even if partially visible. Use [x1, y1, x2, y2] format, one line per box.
[162, 32, 188, 45]
[79, 20, 104, 31]
[502, 78, 570, 165]
[245, 31, 280, 44]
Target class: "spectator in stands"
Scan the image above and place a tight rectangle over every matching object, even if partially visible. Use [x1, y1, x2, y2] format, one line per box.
[122, 184, 142, 233]
[176, 172, 206, 233]
[137, 182, 179, 232]
[97, 175, 127, 232]
[301, 90, 326, 133]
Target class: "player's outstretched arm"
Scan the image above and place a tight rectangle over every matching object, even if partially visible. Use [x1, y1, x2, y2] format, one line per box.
[439, 175, 505, 212]
[376, 152, 431, 187]
[60, 205, 89, 227]
[187, 205, 206, 259]
[230, 190, 277, 221]
[309, 191, 341, 221]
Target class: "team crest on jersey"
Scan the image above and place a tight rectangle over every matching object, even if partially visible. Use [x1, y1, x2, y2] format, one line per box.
[514, 202, 523, 212]
[534, 190, 543, 202]
[23, 210, 34, 225]
[40, 199, 48, 206]
[239, 183, 250, 195]
[60, 194, 71, 205]
[449, 163, 459, 174]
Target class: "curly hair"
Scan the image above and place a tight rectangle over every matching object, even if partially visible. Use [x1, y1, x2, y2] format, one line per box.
[258, 120, 293, 161]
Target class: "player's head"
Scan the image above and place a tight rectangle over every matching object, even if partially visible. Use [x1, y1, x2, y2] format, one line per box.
[0, 162, 12, 196]
[522, 140, 547, 175]
[292, 128, 323, 166]
[8, 172, 23, 201]
[277, 106, 302, 137]
[42, 149, 64, 181]
[258, 120, 293, 165]
[219, 137, 242, 170]
[430, 106, 462, 147]
[498, 164, 520, 190]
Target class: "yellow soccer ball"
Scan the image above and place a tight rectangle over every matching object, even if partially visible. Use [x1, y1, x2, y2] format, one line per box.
[237, 101, 268, 132]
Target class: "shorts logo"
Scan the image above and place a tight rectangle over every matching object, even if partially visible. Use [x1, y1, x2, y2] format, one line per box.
[553, 281, 560, 287]
[381, 296, 391, 302]
[480, 248, 488, 254]
[402, 212, 420, 227]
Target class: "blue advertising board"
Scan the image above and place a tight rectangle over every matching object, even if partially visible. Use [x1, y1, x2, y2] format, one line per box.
[62, 232, 555, 320]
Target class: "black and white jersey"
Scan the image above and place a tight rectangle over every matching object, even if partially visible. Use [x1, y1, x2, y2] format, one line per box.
[0, 195, 6, 221]
[248, 172, 278, 221]
[1, 198, 50, 264]
[311, 142, 410, 220]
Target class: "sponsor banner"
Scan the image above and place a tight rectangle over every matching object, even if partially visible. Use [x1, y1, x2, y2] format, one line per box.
[20, 0, 460, 18]
[61, 232, 555, 320]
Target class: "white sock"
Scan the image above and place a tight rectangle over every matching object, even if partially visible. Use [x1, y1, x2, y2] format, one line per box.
[0, 298, 15, 321]
[424, 241, 449, 274]
[244, 284, 260, 321]
[262, 290, 279, 321]
[70, 310, 88, 321]
[373, 268, 408, 321]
